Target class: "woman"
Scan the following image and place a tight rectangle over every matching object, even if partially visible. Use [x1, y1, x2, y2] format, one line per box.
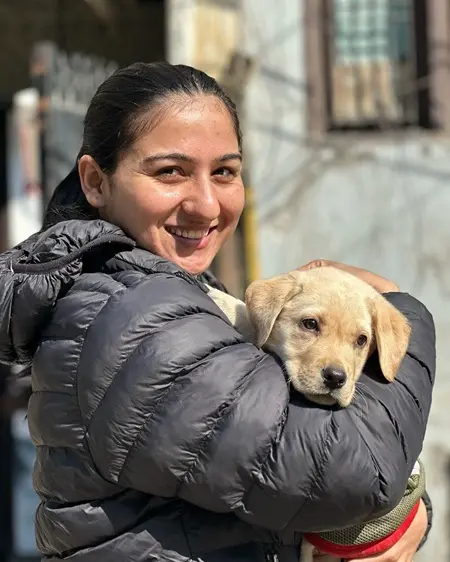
[0, 62, 434, 562]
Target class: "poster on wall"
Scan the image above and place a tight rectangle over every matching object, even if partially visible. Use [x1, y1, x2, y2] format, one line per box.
[31, 41, 118, 207]
[6, 88, 42, 247]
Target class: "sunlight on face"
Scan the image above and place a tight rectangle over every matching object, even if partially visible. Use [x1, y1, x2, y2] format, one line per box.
[104, 95, 245, 275]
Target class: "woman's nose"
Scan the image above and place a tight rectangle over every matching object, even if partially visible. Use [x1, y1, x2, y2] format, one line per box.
[181, 179, 220, 221]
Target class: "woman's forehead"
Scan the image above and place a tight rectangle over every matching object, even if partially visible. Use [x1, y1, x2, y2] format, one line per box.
[130, 95, 239, 158]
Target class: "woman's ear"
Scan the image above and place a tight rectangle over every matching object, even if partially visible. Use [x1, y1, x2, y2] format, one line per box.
[78, 155, 111, 209]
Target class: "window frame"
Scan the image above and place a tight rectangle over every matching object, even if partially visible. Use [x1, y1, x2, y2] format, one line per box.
[304, 0, 450, 134]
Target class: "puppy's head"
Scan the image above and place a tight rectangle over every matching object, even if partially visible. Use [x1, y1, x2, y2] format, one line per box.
[245, 268, 411, 407]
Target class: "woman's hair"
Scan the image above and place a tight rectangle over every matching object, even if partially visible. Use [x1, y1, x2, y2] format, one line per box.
[43, 61, 242, 229]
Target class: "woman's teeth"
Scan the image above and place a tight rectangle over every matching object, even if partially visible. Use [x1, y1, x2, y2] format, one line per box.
[165, 226, 210, 240]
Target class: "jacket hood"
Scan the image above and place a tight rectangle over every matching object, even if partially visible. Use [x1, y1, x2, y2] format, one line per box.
[0, 220, 136, 365]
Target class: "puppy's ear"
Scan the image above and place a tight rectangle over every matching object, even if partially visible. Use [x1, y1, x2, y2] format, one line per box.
[245, 272, 300, 347]
[372, 296, 411, 382]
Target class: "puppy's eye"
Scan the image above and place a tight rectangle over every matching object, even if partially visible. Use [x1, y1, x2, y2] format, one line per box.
[302, 318, 319, 331]
[356, 334, 368, 347]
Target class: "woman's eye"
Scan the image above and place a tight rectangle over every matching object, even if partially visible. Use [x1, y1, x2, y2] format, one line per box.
[214, 167, 236, 179]
[302, 318, 319, 332]
[157, 167, 182, 177]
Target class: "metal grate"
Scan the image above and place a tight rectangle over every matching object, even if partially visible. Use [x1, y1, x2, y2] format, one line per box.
[325, 0, 419, 129]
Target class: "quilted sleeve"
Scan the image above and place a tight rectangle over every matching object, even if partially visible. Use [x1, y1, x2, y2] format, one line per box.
[80, 276, 435, 532]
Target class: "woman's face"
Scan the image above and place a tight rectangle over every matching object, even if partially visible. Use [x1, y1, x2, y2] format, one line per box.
[79, 95, 245, 275]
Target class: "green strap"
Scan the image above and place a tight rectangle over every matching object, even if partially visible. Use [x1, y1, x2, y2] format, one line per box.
[317, 459, 425, 547]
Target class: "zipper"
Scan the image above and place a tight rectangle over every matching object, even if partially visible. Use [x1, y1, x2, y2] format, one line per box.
[264, 541, 280, 562]
[264, 551, 279, 562]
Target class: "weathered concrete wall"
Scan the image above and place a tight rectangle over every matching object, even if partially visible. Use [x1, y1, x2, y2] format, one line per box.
[242, 0, 448, 559]
[255, 133, 450, 562]
[275, 138, 450, 560]
[166, 0, 238, 76]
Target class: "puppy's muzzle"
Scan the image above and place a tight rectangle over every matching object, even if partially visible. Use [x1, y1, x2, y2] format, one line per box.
[322, 366, 347, 390]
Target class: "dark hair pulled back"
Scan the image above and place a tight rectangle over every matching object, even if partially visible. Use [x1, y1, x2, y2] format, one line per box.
[43, 61, 242, 229]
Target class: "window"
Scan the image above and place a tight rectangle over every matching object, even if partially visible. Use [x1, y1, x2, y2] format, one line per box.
[329, 0, 419, 128]
[305, 0, 434, 132]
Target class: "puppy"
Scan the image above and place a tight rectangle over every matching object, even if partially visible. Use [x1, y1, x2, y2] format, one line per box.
[207, 267, 411, 562]
[207, 266, 410, 409]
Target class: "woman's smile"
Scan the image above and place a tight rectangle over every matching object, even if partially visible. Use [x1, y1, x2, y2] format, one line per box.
[164, 224, 218, 250]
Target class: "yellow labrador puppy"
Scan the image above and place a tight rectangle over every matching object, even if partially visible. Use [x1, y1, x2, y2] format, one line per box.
[207, 266, 411, 562]
[207, 266, 410, 409]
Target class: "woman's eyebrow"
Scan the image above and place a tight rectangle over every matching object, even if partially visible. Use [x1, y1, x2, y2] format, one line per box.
[141, 153, 195, 164]
[141, 152, 242, 165]
[214, 153, 242, 163]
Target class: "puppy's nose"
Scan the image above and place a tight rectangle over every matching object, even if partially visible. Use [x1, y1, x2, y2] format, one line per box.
[322, 367, 347, 390]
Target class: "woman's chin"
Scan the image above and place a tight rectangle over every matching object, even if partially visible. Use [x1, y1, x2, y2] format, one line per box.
[147, 228, 226, 275]
[166, 250, 213, 276]
[164, 233, 220, 275]
[149, 242, 213, 275]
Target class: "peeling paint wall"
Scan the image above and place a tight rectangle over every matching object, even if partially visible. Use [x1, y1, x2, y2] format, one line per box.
[166, 0, 239, 78]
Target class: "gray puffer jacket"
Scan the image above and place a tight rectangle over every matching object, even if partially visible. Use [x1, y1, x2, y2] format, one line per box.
[0, 220, 435, 562]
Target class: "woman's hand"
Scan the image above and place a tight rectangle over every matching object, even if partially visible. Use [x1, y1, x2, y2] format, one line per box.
[297, 259, 400, 294]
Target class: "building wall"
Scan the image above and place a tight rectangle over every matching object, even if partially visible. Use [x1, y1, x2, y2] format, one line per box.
[0, 0, 165, 99]
[242, 1, 449, 560]
[166, 0, 238, 76]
